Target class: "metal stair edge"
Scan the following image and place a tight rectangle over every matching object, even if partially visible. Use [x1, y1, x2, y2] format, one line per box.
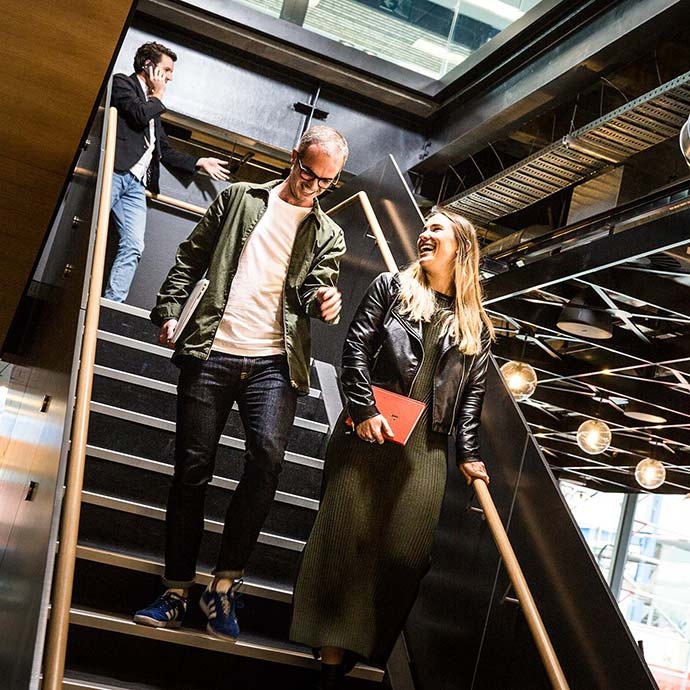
[91, 364, 329, 433]
[75, 544, 294, 603]
[81, 491, 307, 552]
[68, 606, 385, 682]
[84, 444, 320, 511]
[88, 401, 325, 470]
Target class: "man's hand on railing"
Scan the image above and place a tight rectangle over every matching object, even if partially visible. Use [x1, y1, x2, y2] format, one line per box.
[459, 460, 490, 485]
[159, 319, 178, 348]
[196, 157, 230, 181]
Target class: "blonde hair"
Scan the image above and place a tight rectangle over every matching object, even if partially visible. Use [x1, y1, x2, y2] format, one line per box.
[398, 209, 495, 355]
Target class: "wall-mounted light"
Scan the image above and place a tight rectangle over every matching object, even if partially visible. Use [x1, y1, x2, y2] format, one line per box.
[635, 458, 666, 490]
[624, 400, 667, 425]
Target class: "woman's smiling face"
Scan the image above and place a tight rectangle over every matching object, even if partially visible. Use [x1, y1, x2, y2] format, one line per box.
[417, 213, 459, 276]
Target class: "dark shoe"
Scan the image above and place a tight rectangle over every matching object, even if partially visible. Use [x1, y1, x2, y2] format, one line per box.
[199, 581, 243, 641]
[320, 663, 344, 690]
[133, 591, 187, 628]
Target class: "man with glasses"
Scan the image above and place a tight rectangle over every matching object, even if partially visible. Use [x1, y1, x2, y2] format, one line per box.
[135, 126, 348, 641]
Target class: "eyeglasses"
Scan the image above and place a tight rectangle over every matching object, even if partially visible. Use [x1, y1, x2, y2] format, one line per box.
[295, 155, 341, 189]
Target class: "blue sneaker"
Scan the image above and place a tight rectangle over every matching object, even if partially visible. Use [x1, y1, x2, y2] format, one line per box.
[133, 591, 187, 628]
[199, 581, 243, 641]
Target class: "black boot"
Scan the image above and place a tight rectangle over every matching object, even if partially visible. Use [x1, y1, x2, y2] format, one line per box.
[319, 662, 344, 690]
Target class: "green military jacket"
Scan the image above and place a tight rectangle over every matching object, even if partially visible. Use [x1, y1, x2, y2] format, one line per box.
[150, 179, 346, 394]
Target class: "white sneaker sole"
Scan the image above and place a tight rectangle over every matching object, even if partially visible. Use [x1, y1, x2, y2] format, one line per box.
[199, 596, 239, 642]
[133, 614, 183, 628]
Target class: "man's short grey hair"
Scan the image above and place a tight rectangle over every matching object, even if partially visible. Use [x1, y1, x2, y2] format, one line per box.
[297, 126, 349, 165]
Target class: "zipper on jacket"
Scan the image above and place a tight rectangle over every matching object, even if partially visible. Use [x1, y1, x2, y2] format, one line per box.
[391, 310, 424, 395]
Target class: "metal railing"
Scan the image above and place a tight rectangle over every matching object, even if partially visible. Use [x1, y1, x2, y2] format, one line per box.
[43, 106, 118, 690]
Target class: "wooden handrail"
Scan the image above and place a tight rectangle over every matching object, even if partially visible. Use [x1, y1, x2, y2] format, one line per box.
[42, 106, 119, 690]
[326, 191, 397, 270]
[474, 480, 570, 690]
[146, 189, 207, 216]
[326, 192, 570, 690]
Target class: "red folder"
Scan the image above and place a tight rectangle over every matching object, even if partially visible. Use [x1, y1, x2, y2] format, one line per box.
[347, 386, 427, 446]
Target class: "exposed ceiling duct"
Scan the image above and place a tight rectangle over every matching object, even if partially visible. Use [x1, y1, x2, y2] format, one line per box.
[442, 69, 690, 227]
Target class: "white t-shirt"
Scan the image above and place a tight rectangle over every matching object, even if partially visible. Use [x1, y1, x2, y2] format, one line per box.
[212, 186, 311, 356]
[130, 75, 156, 183]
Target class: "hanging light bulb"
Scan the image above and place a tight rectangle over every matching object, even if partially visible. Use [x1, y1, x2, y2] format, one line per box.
[576, 418, 612, 454]
[635, 458, 666, 490]
[500, 360, 538, 401]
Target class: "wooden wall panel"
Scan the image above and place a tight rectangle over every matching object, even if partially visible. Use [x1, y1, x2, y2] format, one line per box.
[0, 0, 135, 347]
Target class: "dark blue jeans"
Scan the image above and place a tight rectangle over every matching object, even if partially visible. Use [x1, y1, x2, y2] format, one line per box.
[164, 351, 298, 588]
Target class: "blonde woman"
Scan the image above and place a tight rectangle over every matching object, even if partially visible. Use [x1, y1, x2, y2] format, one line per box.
[290, 209, 495, 688]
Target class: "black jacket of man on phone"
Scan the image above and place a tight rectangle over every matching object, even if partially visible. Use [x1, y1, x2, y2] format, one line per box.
[104, 41, 230, 303]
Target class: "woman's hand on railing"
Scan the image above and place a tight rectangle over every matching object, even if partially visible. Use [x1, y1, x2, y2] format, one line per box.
[459, 460, 489, 485]
[159, 319, 178, 348]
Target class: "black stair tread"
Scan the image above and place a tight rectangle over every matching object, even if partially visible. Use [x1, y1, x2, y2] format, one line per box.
[91, 365, 329, 433]
[69, 605, 384, 681]
[82, 458, 317, 541]
[75, 544, 294, 602]
[90, 374, 329, 458]
[79, 504, 301, 590]
[94, 332, 326, 402]
[80, 489, 306, 551]
[65, 628, 382, 690]
[63, 669, 167, 690]
[86, 413, 324, 499]
[85, 445, 319, 509]
[72, 558, 292, 641]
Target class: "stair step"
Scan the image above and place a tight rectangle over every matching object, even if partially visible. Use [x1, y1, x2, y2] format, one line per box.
[69, 606, 384, 682]
[63, 670, 165, 690]
[75, 545, 294, 603]
[81, 491, 306, 552]
[86, 445, 319, 511]
[86, 414, 324, 499]
[92, 364, 330, 434]
[95, 326, 322, 399]
[79, 500, 302, 589]
[83, 455, 317, 542]
[90, 374, 328, 459]
[88, 402, 324, 470]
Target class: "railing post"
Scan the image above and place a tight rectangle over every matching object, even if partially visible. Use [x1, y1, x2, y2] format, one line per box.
[42, 106, 118, 690]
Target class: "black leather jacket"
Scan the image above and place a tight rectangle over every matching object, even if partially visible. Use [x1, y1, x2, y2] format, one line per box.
[342, 272, 491, 463]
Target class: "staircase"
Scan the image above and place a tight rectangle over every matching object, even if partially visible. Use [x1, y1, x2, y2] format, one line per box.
[62, 298, 384, 689]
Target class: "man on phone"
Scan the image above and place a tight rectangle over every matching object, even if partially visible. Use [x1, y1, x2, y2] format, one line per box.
[105, 41, 229, 302]
[134, 125, 348, 642]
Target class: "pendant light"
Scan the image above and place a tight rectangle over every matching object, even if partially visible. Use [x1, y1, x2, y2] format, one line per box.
[576, 395, 612, 455]
[556, 289, 613, 340]
[500, 332, 538, 401]
[635, 441, 666, 490]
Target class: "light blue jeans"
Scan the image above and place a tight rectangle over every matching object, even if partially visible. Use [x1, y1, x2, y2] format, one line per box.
[104, 171, 148, 302]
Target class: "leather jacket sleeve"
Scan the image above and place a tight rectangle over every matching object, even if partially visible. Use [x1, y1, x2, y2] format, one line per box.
[341, 273, 397, 425]
[455, 328, 492, 464]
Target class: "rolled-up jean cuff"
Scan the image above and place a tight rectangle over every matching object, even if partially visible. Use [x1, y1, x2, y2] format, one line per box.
[162, 576, 195, 589]
[213, 568, 244, 580]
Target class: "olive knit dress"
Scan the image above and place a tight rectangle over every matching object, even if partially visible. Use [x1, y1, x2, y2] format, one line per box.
[290, 295, 454, 667]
